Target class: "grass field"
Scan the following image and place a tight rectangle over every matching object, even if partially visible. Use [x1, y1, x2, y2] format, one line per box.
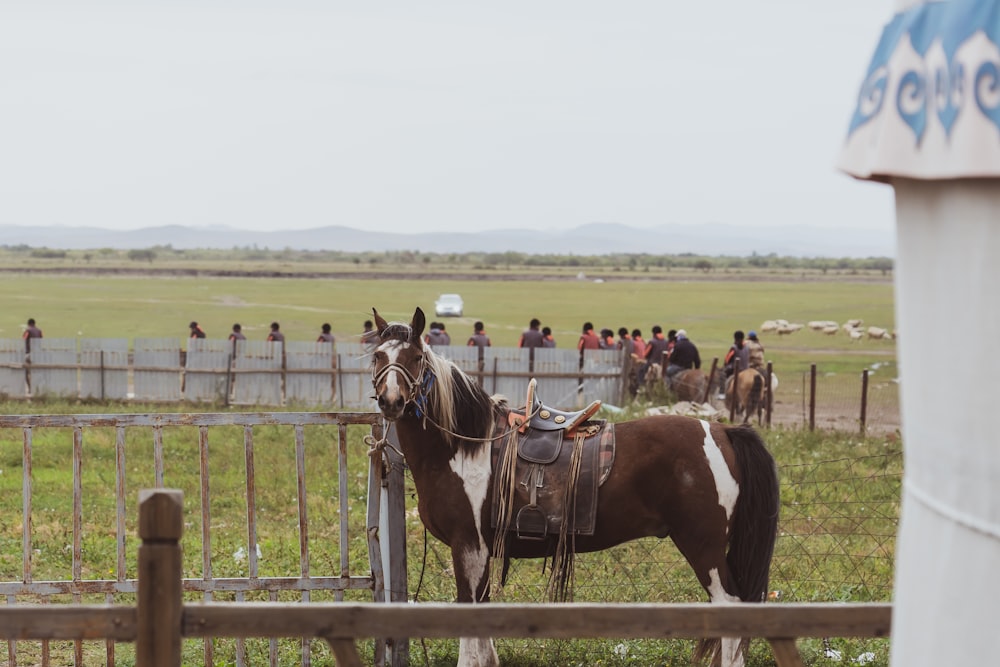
[0, 270, 895, 372]
[0, 400, 900, 666]
[0, 268, 900, 665]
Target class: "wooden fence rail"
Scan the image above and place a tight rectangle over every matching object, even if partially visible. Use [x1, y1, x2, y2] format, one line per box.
[0, 489, 893, 667]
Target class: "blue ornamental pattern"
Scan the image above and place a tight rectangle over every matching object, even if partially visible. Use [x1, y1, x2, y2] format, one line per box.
[847, 0, 1000, 144]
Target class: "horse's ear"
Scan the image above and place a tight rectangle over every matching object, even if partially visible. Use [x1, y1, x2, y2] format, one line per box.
[411, 307, 426, 342]
[373, 308, 389, 336]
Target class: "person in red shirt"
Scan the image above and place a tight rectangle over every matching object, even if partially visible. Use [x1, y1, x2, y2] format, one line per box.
[577, 322, 601, 351]
[23, 318, 43, 352]
[630, 329, 646, 360]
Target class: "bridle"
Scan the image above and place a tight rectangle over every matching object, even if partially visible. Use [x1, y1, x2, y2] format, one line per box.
[371, 348, 434, 418]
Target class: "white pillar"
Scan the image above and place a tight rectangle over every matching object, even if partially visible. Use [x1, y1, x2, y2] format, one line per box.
[890, 178, 1000, 665]
[839, 3, 1000, 665]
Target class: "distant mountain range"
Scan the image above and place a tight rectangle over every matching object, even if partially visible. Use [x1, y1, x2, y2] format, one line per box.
[0, 222, 895, 258]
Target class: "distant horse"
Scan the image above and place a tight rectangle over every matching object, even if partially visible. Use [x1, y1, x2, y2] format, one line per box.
[725, 369, 766, 425]
[637, 359, 664, 395]
[669, 368, 710, 403]
[370, 307, 779, 667]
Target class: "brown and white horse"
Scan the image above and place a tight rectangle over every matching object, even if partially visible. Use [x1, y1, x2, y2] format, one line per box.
[370, 307, 779, 667]
[725, 369, 766, 425]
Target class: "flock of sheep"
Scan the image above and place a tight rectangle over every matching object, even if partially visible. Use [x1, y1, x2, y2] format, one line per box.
[759, 319, 896, 341]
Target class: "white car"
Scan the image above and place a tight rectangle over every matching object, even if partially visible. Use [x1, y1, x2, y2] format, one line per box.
[434, 294, 464, 317]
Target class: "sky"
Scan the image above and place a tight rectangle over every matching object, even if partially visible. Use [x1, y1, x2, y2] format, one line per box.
[0, 2, 897, 236]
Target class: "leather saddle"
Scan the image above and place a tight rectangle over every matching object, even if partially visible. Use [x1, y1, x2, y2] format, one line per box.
[491, 380, 615, 540]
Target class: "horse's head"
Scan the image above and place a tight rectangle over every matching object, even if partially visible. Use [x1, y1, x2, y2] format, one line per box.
[371, 307, 427, 421]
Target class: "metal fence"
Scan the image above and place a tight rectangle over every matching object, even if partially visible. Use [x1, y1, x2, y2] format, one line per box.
[0, 339, 629, 411]
[0, 411, 406, 667]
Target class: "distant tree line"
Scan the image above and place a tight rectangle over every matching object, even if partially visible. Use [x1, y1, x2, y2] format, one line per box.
[1, 244, 894, 275]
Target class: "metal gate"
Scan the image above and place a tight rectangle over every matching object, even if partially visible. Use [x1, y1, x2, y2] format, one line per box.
[0, 411, 407, 667]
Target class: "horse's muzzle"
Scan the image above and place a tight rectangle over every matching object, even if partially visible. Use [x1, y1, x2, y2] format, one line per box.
[376, 392, 406, 421]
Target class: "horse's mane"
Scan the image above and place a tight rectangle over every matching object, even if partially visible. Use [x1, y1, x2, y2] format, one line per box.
[421, 344, 507, 452]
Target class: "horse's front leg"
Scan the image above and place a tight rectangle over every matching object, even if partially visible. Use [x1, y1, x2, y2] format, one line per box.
[453, 543, 499, 667]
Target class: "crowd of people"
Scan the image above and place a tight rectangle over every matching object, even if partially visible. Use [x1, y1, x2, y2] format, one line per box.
[21, 317, 765, 377]
[184, 320, 334, 345]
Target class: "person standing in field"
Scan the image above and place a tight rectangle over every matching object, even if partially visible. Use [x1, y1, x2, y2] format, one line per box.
[23, 318, 43, 352]
[22, 317, 43, 394]
[266, 322, 285, 343]
[577, 322, 601, 351]
[630, 329, 646, 360]
[518, 318, 544, 348]
[317, 323, 335, 343]
[467, 321, 491, 348]
[189, 321, 206, 339]
[425, 322, 448, 347]
[229, 323, 246, 342]
[541, 327, 556, 348]
[599, 328, 617, 350]
[639, 325, 669, 385]
[617, 327, 633, 354]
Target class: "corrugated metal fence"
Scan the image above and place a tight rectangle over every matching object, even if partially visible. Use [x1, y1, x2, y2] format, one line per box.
[0, 339, 629, 411]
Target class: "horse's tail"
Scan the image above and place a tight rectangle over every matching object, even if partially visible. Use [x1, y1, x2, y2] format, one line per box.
[725, 424, 779, 603]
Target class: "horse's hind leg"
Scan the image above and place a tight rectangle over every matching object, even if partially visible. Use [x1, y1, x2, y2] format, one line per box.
[672, 535, 746, 667]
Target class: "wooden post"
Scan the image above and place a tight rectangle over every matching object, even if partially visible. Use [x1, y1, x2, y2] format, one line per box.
[224, 352, 232, 408]
[765, 362, 774, 427]
[809, 364, 817, 431]
[704, 357, 719, 404]
[860, 368, 869, 436]
[366, 422, 409, 667]
[136, 489, 183, 667]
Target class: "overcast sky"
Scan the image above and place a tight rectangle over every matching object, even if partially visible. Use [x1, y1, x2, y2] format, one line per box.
[1, 2, 896, 235]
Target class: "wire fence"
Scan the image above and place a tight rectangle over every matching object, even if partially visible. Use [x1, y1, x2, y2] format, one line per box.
[403, 447, 902, 664]
[769, 364, 900, 435]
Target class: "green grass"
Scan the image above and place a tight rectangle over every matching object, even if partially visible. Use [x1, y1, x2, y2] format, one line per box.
[0, 399, 900, 666]
[0, 268, 900, 665]
[0, 271, 895, 372]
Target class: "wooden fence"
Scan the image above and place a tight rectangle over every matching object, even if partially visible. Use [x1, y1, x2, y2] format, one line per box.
[0, 412, 408, 667]
[0, 339, 629, 411]
[0, 489, 893, 667]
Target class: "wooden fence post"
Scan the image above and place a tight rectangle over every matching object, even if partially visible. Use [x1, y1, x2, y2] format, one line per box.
[137, 489, 183, 667]
[860, 368, 869, 435]
[765, 361, 774, 428]
[809, 363, 817, 431]
[703, 357, 719, 404]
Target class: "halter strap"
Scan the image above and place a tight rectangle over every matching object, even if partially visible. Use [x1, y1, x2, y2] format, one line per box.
[372, 360, 423, 398]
